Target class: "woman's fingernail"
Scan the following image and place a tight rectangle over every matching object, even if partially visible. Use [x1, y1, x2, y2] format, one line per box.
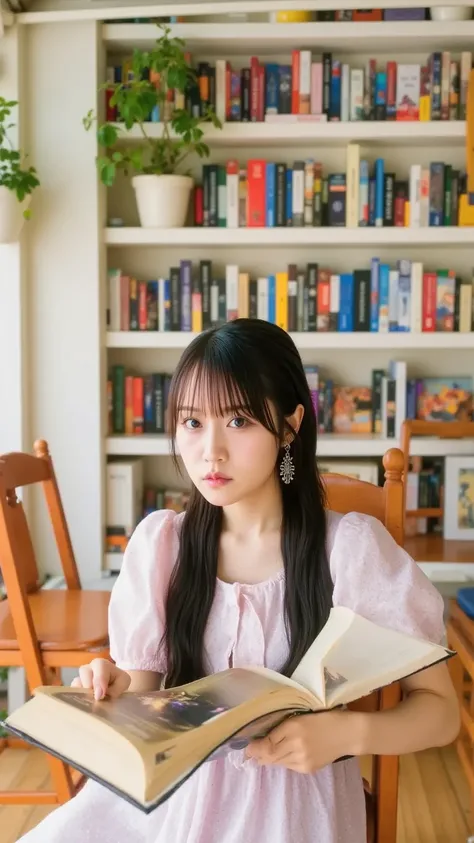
[94, 686, 103, 700]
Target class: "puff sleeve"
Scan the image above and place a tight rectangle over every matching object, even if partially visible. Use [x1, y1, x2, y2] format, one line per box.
[108, 509, 181, 673]
[329, 512, 445, 644]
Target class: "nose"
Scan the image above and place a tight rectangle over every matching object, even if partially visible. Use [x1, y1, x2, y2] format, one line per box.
[202, 423, 226, 464]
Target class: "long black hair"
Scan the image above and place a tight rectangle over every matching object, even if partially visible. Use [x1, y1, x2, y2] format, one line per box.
[163, 318, 333, 688]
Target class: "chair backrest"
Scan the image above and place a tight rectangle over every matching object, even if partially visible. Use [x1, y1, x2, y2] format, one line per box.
[0, 438, 81, 597]
[322, 446, 404, 843]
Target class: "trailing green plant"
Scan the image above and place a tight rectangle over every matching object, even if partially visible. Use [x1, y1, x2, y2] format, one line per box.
[84, 24, 222, 187]
[0, 99, 40, 218]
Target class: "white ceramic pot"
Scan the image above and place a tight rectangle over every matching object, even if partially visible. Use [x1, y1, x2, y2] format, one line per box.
[132, 174, 194, 228]
[430, 6, 472, 20]
[0, 186, 31, 244]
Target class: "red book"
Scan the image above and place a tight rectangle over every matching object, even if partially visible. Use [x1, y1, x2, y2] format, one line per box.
[138, 281, 147, 330]
[316, 269, 331, 332]
[422, 272, 437, 332]
[386, 62, 397, 120]
[246, 159, 266, 227]
[194, 185, 204, 226]
[132, 377, 144, 434]
[291, 50, 300, 114]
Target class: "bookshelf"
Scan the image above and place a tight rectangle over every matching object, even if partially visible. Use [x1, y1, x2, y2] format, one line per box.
[8, 2, 474, 584]
[106, 434, 474, 459]
[105, 227, 474, 246]
[114, 120, 467, 147]
[103, 20, 474, 53]
[106, 332, 474, 351]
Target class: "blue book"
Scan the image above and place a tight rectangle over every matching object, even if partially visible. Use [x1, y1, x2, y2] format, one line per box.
[265, 64, 280, 115]
[265, 163, 276, 227]
[375, 159, 384, 227]
[338, 273, 354, 332]
[330, 60, 341, 120]
[180, 261, 192, 331]
[268, 275, 276, 324]
[370, 258, 380, 332]
[285, 169, 293, 226]
[163, 278, 171, 331]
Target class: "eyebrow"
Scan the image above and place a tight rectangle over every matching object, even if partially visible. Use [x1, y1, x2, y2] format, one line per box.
[178, 406, 247, 414]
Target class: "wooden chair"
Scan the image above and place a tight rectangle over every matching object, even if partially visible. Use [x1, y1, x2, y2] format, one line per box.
[0, 439, 110, 806]
[322, 447, 404, 843]
[446, 600, 474, 833]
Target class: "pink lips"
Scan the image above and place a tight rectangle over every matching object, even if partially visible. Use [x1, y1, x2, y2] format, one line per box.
[204, 472, 231, 488]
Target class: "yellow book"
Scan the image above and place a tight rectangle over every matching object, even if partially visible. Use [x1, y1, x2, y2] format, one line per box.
[275, 272, 288, 331]
[238, 273, 249, 318]
[192, 299, 202, 333]
[404, 201, 410, 228]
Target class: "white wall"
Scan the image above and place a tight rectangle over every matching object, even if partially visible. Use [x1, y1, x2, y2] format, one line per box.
[0, 26, 28, 456]
[22, 21, 106, 581]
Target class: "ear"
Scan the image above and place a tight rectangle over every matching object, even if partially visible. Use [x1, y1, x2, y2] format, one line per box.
[283, 404, 304, 444]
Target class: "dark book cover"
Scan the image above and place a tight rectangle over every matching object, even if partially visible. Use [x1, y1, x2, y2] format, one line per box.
[354, 269, 371, 331]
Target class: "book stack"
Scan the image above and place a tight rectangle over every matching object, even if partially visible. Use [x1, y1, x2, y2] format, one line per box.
[106, 46, 472, 124]
[107, 261, 474, 335]
[107, 366, 474, 439]
[194, 152, 469, 229]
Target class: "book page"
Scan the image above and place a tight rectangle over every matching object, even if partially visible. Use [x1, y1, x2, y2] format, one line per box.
[321, 611, 449, 707]
[290, 606, 356, 705]
[41, 669, 293, 747]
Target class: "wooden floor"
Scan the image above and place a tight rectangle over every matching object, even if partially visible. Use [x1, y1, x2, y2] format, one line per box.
[0, 746, 471, 843]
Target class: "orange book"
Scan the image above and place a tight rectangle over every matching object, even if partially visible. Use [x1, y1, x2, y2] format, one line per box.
[125, 376, 134, 435]
[276, 272, 288, 331]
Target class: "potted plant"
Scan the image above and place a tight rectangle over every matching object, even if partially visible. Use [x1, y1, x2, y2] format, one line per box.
[0, 98, 40, 244]
[84, 24, 222, 228]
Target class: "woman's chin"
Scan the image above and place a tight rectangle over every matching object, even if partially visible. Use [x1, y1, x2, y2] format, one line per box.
[198, 481, 240, 506]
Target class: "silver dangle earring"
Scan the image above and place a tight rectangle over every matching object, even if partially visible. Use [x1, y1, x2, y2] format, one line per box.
[279, 442, 295, 484]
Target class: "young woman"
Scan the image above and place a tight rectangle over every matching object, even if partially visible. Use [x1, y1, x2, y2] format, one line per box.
[21, 318, 459, 843]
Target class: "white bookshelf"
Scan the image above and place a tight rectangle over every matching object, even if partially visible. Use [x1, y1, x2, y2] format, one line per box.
[103, 21, 474, 53]
[105, 227, 474, 247]
[115, 121, 467, 148]
[11, 4, 474, 583]
[106, 331, 474, 351]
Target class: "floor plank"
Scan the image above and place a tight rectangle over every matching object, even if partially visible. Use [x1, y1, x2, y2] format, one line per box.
[0, 747, 471, 843]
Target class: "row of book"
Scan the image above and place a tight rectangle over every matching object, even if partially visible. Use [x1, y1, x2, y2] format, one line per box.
[107, 364, 473, 438]
[194, 156, 470, 229]
[106, 49, 472, 125]
[107, 261, 474, 335]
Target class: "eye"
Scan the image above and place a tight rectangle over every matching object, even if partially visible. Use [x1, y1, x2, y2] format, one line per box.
[182, 418, 201, 430]
[229, 417, 249, 429]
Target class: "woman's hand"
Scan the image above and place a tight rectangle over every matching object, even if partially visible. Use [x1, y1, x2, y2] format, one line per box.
[246, 710, 353, 774]
[71, 658, 131, 701]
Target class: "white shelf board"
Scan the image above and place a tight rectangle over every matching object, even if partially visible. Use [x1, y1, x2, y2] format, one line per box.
[114, 121, 466, 148]
[106, 331, 474, 351]
[106, 227, 474, 247]
[106, 434, 474, 458]
[18, 0, 474, 25]
[103, 21, 474, 54]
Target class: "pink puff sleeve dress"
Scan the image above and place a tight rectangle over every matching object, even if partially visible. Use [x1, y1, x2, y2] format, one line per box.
[19, 508, 445, 843]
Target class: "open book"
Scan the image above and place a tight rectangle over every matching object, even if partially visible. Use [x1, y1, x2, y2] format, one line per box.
[3, 606, 453, 814]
